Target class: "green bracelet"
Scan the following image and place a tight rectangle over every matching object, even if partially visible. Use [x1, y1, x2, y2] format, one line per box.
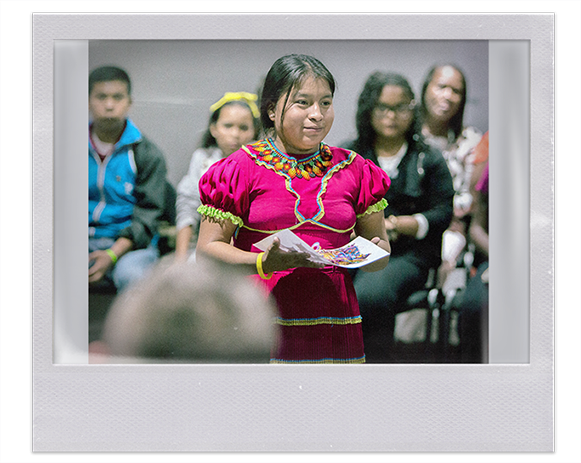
[105, 248, 118, 264]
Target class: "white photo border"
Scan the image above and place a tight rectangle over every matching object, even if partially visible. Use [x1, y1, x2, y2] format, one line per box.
[33, 13, 553, 451]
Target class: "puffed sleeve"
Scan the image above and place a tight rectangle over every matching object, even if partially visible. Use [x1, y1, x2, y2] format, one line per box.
[355, 157, 391, 217]
[197, 155, 250, 227]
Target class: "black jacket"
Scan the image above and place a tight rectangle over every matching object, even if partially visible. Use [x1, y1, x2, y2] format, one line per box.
[345, 139, 454, 269]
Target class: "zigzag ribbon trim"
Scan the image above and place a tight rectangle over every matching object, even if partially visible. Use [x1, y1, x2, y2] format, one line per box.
[275, 315, 362, 326]
[197, 205, 244, 227]
[356, 198, 388, 218]
[270, 356, 366, 364]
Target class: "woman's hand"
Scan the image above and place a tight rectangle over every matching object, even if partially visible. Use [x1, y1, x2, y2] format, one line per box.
[261, 237, 324, 274]
[197, 219, 323, 275]
[385, 216, 399, 241]
[386, 214, 419, 239]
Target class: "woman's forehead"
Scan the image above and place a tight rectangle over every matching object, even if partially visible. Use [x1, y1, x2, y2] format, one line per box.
[288, 75, 332, 96]
[432, 66, 464, 88]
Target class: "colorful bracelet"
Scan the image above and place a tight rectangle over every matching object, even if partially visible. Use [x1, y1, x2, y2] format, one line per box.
[105, 248, 118, 264]
[256, 252, 272, 280]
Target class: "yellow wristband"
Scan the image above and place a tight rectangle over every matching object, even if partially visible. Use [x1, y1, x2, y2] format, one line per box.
[105, 248, 118, 264]
[256, 252, 272, 280]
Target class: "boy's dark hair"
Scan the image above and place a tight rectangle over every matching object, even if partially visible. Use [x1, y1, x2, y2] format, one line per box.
[89, 65, 132, 95]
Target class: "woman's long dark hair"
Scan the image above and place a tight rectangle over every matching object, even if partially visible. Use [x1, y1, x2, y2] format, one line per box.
[260, 54, 336, 136]
[420, 64, 467, 140]
[352, 72, 422, 155]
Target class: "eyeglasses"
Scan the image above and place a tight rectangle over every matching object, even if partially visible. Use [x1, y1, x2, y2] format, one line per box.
[373, 100, 416, 117]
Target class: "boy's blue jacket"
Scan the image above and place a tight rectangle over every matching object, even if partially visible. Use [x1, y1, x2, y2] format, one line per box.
[89, 118, 167, 249]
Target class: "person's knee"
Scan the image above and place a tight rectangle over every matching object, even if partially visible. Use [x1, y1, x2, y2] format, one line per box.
[355, 271, 398, 308]
[112, 249, 158, 291]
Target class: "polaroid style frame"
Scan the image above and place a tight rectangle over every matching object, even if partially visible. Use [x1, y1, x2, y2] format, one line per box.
[33, 14, 553, 451]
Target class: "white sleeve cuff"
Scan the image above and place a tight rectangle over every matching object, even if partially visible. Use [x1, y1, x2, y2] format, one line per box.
[453, 192, 473, 213]
[413, 213, 429, 240]
[175, 217, 194, 232]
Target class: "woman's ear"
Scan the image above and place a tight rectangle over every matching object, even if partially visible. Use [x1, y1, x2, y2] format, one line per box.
[209, 122, 218, 139]
[268, 104, 276, 122]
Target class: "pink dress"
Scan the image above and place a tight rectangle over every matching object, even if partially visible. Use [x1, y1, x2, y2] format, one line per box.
[198, 138, 390, 363]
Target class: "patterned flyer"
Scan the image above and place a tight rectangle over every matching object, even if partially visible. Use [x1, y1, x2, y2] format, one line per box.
[253, 228, 390, 269]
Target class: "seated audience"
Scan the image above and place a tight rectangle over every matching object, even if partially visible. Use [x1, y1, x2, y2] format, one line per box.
[342, 72, 454, 362]
[419, 64, 483, 285]
[458, 132, 489, 363]
[174, 92, 260, 262]
[88, 65, 168, 292]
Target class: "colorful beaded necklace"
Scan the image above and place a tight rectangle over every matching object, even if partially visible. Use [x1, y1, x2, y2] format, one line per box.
[248, 138, 334, 180]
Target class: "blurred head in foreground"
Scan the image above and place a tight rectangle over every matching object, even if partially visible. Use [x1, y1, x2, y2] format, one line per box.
[94, 258, 277, 363]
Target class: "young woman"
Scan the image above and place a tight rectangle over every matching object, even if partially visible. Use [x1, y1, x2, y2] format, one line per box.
[421, 64, 483, 214]
[195, 54, 391, 364]
[420, 64, 484, 285]
[174, 92, 260, 261]
[343, 72, 454, 362]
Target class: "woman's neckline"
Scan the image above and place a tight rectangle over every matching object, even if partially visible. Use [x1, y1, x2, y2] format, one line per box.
[267, 138, 322, 161]
[376, 141, 408, 159]
[374, 136, 407, 158]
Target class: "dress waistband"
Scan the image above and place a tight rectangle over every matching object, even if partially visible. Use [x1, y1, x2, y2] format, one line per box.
[272, 265, 349, 276]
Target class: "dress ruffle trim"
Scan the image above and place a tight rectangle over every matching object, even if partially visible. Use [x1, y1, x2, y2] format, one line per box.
[357, 198, 388, 218]
[275, 315, 362, 327]
[197, 205, 244, 227]
[270, 356, 366, 364]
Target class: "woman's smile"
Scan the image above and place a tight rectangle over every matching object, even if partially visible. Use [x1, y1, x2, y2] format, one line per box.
[270, 75, 334, 155]
[303, 125, 324, 134]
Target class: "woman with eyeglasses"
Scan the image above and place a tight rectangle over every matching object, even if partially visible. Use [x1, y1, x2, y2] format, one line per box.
[342, 72, 454, 362]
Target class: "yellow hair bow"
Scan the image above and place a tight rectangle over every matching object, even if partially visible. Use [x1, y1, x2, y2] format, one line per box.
[209, 92, 260, 119]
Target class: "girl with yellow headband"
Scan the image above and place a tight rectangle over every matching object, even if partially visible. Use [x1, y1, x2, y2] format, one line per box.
[174, 92, 260, 261]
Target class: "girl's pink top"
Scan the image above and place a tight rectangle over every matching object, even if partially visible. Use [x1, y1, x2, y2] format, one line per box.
[198, 138, 390, 364]
[198, 138, 390, 251]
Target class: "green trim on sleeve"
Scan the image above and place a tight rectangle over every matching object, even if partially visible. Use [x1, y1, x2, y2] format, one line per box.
[356, 198, 388, 218]
[197, 205, 244, 227]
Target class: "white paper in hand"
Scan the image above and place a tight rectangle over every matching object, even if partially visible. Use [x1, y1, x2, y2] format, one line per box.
[253, 229, 389, 269]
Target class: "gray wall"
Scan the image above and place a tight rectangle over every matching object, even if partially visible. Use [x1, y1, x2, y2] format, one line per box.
[90, 40, 488, 186]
